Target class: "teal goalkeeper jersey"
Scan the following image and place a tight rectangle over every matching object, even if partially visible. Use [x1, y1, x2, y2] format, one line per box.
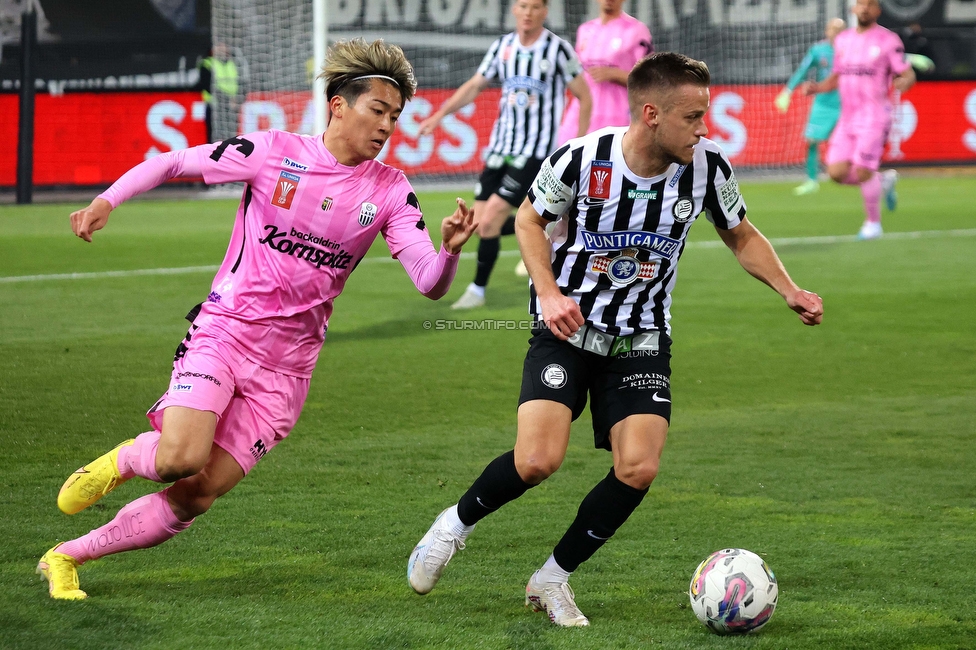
[786, 40, 840, 112]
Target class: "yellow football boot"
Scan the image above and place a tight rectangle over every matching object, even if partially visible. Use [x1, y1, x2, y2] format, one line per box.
[57, 439, 135, 515]
[37, 545, 86, 600]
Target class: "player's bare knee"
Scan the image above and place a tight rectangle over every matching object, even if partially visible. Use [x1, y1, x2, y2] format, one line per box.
[155, 452, 207, 482]
[517, 454, 561, 484]
[615, 461, 658, 490]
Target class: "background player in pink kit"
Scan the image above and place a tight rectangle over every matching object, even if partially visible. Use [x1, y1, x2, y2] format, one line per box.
[557, 0, 652, 145]
[803, 0, 915, 240]
[37, 39, 478, 601]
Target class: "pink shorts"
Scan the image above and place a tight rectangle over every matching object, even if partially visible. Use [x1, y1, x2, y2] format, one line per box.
[825, 118, 891, 171]
[146, 329, 310, 474]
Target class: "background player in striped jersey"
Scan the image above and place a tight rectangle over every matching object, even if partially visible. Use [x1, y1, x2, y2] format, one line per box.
[418, 0, 592, 309]
[803, 0, 915, 240]
[408, 52, 822, 627]
[775, 17, 846, 196]
[37, 39, 478, 601]
[557, 0, 652, 145]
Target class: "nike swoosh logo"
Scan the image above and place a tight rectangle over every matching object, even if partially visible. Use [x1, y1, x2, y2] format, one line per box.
[476, 497, 496, 511]
[586, 529, 610, 541]
[652, 392, 671, 403]
[582, 197, 605, 206]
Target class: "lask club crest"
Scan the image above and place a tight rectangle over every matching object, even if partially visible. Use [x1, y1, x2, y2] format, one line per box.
[359, 202, 378, 227]
[591, 248, 658, 286]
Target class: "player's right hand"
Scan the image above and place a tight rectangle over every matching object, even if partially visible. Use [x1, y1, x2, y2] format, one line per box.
[774, 89, 791, 113]
[70, 198, 113, 243]
[540, 294, 585, 341]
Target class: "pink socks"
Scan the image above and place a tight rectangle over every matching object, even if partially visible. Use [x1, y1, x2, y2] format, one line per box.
[58, 490, 192, 565]
[860, 171, 882, 224]
[117, 431, 162, 482]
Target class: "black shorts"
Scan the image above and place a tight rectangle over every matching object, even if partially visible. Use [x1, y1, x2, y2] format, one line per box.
[518, 328, 673, 451]
[474, 154, 546, 208]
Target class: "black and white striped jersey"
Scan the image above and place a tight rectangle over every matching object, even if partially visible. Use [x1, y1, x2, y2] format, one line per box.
[526, 127, 746, 337]
[477, 30, 582, 160]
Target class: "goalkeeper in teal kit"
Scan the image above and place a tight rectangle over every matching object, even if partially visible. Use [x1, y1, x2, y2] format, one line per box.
[776, 18, 846, 196]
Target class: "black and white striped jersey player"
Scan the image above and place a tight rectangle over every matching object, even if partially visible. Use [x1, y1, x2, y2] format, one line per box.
[408, 53, 822, 628]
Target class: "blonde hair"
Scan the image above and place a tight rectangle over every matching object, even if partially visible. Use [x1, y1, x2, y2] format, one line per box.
[319, 39, 417, 105]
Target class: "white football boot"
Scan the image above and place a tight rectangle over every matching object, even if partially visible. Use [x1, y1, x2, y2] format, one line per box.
[525, 571, 590, 627]
[408, 508, 471, 594]
[857, 221, 883, 240]
[450, 286, 485, 310]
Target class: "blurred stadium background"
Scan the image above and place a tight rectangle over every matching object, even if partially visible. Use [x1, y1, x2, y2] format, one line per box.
[1, 0, 974, 193]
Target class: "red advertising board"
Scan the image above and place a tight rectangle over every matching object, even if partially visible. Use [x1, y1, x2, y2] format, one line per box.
[1, 82, 975, 188]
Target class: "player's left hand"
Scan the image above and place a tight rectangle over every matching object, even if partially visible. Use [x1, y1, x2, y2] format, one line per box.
[786, 289, 823, 326]
[441, 197, 478, 255]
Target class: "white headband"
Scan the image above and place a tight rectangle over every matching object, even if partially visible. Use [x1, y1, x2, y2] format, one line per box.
[328, 74, 400, 99]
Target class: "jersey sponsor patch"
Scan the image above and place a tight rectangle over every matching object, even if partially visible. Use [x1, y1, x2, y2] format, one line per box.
[282, 157, 309, 172]
[627, 189, 658, 200]
[534, 160, 573, 213]
[580, 229, 681, 260]
[591, 248, 658, 286]
[271, 171, 301, 209]
[719, 173, 742, 213]
[588, 160, 613, 200]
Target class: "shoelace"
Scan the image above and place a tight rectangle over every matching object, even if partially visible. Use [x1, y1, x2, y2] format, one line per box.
[48, 556, 80, 592]
[543, 582, 585, 620]
[423, 530, 464, 570]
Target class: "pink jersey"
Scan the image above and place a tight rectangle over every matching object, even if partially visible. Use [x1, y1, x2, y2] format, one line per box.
[558, 13, 652, 144]
[832, 25, 910, 126]
[99, 130, 458, 378]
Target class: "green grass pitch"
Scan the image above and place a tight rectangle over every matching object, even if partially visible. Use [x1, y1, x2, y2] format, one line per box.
[1, 176, 974, 649]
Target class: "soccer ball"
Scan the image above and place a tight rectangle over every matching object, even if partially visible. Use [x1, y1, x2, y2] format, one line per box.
[688, 548, 778, 635]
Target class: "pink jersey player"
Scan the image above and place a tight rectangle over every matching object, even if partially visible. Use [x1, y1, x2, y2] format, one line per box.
[38, 41, 478, 602]
[558, 2, 652, 145]
[808, 0, 914, 240]
[829, 23, 910, 160]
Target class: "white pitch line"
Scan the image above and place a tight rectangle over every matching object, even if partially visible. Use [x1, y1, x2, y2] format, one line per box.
[3, 228, 975, 284]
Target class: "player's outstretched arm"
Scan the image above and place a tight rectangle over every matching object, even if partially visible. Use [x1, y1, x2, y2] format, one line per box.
[418, 74, 490, 136]
[515, 200, 584, 339]
[70, 148, 206, 243]
[716, 218, 823, 326]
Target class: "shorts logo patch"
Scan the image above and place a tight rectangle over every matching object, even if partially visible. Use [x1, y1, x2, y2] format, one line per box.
[359, 202, 378, 227]
[588, 161, 613, 200]
[541, 363, 567, 389]
[250, 439, 268, 461]
[272, 171, 301, 209]
[672, 197, 695, 223]
[171, 383, 193, 393]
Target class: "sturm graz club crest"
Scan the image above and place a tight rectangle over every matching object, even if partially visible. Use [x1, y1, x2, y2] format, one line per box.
[359, 202, 377, 227]
[541, 364, 567, 389]
[672, 196, 695, 223]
